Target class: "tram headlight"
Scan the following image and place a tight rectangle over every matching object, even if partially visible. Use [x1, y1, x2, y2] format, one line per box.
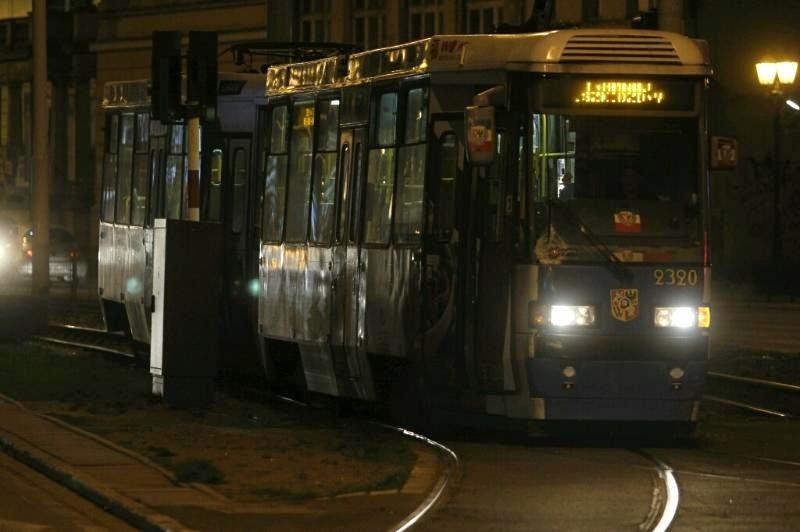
[654, 306, 711, 328]
[550, 305, 596, 327]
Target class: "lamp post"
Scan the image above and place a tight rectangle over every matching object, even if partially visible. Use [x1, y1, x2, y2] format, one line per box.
[755, 59, 798, 263]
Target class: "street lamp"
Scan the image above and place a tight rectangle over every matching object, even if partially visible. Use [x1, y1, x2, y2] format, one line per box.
[755, 59, 798, 262]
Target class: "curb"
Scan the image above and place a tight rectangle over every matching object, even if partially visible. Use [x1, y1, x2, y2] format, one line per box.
[0, 394, 185, 531]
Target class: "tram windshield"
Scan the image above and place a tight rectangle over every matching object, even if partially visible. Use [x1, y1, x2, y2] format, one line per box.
[531, 113, 702, 261]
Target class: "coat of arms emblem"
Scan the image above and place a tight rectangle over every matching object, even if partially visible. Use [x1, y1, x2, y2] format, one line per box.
[610, 288, 639, 322]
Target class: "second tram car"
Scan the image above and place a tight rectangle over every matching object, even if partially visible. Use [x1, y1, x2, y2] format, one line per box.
[99, 72, 264, 346]
[256, 29, 713, 423]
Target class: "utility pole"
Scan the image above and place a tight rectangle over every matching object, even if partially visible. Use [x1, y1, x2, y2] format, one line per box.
[32, 0, 50, 309]
[187, 116, 200, 221]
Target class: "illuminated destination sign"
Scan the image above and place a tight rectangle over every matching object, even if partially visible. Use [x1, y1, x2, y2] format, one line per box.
[575, 81, 665, 105]
[538, 78, 696, 112]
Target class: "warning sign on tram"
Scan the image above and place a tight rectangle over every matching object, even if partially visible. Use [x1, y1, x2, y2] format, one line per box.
[465, 105, 495, 165]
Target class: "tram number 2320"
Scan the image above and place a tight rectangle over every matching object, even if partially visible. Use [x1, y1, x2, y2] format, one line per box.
[653, 269, 699, 286]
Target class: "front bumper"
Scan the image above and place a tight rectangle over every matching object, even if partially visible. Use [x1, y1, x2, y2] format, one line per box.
[527, 334, 708, 421]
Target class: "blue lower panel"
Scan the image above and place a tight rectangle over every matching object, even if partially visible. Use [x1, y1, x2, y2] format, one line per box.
[544, 398, 697, 421]
[528, 358, 707, 421]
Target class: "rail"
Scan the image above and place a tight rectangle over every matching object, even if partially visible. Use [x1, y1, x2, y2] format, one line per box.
[704, 371, 799, 418]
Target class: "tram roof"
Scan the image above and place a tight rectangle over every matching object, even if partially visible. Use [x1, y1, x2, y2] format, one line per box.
[102, 71, 264, 109]
[265, 29, 711, 95]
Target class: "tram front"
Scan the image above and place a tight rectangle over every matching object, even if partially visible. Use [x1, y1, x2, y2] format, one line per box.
[520, 75, 711, 423]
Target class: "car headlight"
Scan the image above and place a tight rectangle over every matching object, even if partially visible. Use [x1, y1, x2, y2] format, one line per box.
[654, 306, 710, 328]
[550, 305, 596, 327]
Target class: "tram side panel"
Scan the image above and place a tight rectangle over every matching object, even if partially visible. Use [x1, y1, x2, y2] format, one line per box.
[123, 225, 152, 344]
[98, 222, 152, 343]
[363, 247, 420, 359]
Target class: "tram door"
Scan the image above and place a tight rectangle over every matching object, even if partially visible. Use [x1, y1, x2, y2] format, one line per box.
[462, 128, 516, 393]
[203, 134, 252, 336]
[333, 128, 370, 394]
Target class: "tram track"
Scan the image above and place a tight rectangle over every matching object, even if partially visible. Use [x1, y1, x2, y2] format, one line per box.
[632, 450, 680, 532]
[704, 371, 800, 418]
[29, 323, 460, 531]
[34, 324, 137, 359]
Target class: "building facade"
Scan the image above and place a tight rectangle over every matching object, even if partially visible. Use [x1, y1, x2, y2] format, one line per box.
[1, 0, 797, 283]
[0, 0, 96, 245]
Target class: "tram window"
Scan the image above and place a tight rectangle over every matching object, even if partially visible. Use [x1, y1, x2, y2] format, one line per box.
[263, 155, 288, 241]
[130, 112, 150, 227]
[404, 87, 428, 143]
[170, 124, 184, 154]
[375, 92, 398, 146]
[396, 144, 425, 243]
[285, 100, 314, 242]
[115, 113, 135, 224]
[208, 148, 223, 222]
[147, 122, 167, 225]
[436, 132, 458, 239]
[150, 118, 168, 138]
[135, 113, 149, 152]
[101, 114, 119, 222]
[363, 91, 398, 244]
[131, 154, 149, 226]
[364, 147, 395, 243]
[336, 144, 351, 243]
[316, 99, 340, 151]
[395, 86, 428, 243]
[531, 114, 697, 205]
[108, 114, 119, 154]
[310, 151, 337, 243]
[232, 148, 247, 233]
[262, 104, 289, 242]
[342, 86, 369, 124]
[101, 153, 117, 222]
[349, 142, 363, 243]
[148, 148, 164, 223]
[162, 124, 187, 220]
[310, 99, 340, 244]
[164, 154, 183, 219]
[270, 106, 288, 153]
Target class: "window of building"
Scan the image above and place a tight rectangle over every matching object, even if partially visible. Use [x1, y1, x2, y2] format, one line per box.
[409, 0, 445, 40]
[300, 0, 330, 42]
[353, 0, 385, 49]
[468, 0, 503, 33]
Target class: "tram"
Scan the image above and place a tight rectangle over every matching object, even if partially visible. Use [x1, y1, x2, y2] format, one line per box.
[257, 29, 713, 423]
[98, 72, 264, 346]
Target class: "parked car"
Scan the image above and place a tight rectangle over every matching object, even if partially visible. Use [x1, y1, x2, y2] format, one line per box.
[18, 226, 87, 284]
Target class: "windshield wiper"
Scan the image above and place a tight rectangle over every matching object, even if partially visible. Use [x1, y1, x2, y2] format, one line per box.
[549, 200, 633, 284]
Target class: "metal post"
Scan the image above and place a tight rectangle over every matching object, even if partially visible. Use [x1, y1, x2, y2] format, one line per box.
[32, 0, 50, 305]
[772, 97, 782, 262]
[187, 116, 201, 221]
